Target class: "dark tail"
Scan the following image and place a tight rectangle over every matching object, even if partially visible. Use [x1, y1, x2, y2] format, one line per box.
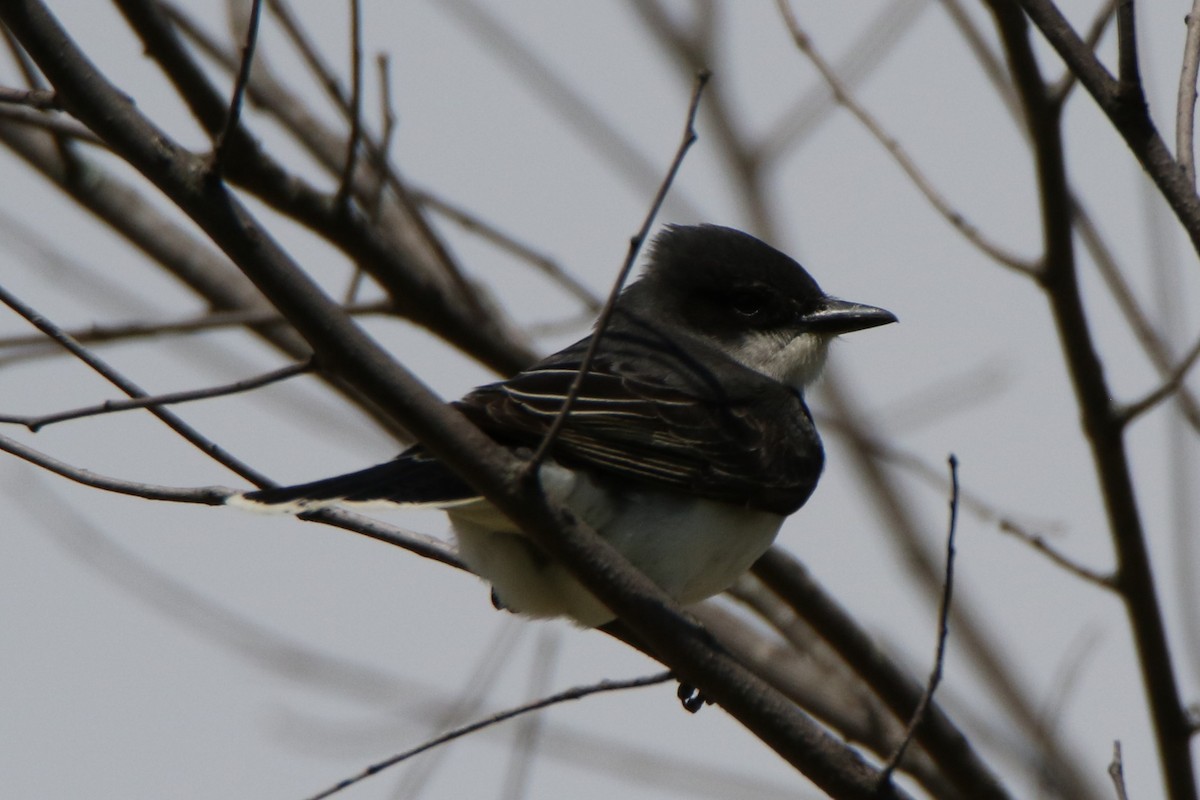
[233, 451, 477, 510]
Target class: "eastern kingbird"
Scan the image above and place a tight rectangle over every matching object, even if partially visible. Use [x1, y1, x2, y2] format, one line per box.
[233, 224, 895, 626]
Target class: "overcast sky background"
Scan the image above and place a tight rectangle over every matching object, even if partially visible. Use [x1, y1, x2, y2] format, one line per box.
[2, 1, 1199, 798]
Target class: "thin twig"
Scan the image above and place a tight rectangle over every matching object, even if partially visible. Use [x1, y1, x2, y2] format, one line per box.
[0, 282, 273, 486]
[1179, 0, 1200, 187]
[0, 85, 58, 109]
[500, 630, 562, 800]
[0, 301, 390, 353]
[412, 186, 602, 312]
[332, 0, 362, 211]
[436, 0, 702, 222]
[304, 672, 673, 800]
[525, 70, 709, 472]
[368, 53, 396, 221]
[0, 359, 313, 431]
[210, 0, 263, 174]
[0, 430, 233, 504]
[1109, 741, 1130, 800]
[997, 520, 1117, 589]
[1118, 329, 1200, 427]
[1049, 0, 1118, 107]
[878, 455, 960, 788]
[776, 0, 1038, 277]
[1074, 200, 1200, 433]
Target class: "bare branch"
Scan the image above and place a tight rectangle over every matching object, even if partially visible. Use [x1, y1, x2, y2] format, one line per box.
[0, 84, 58, 109]
[527, 70, 709, 471]
[332, 0, 362, 211]
[0, 429, 232, 504]
[305, 672, 674, 800]
[997, 519, 1117, 589]
[1180, 0, 1200, 187]
[0, 281, 272, 486]
[1016, 0, 1200, 261]
[0, 102, 103, 143]
[1074, 200, 1200, 433]
[1049, 1, 1117, 107]
[752, 546, 1011, 800]
[210, 0, 263, 173]
[413, 186, 602, 312]
[1119, 329, 1200, 427]
[879, 455, 959, 787]
[776, 0, 1038, 276]
[0, 359, 313, 432]
[0, 301, 390, 354]
[437, 0, 702, 221]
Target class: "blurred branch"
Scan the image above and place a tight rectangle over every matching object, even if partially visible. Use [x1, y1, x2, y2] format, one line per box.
[719, 582, 961, 799]
[439, 0, 703, 221]
[305, 672, 674, 800]
[1073, 200, 1200, 433]
[754, 547, 1010, 800]
[209, 0, 261, 173]
[0, 83, 56, 107]
[0, 280, 272, 486]
[148, 0, 536, 375]
[0, 300, 391, 353]
[412, 186, 602, 312]
[1118, 330, 1200, 427]
[997, 519, 1116, 589]
[0, 358, 313, 431]
[1180, 0, 1200, 186]
[759, 0, 930, 163]
[331, 0, 361, 211]
[776, 0, 1038, 276]
[820, 368, 1099, 800]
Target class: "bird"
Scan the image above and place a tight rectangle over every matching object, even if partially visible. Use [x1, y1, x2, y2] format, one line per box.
[231, 224, 896, 626]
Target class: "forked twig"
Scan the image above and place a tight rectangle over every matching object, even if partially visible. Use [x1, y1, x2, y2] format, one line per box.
[0, 282, 271, 486]
[525, 70, 710, 472]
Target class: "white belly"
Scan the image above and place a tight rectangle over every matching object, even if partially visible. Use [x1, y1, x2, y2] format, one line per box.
[450, 463, 784, 626]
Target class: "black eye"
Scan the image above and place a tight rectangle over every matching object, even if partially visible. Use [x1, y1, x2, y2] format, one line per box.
[729, 289, 768, 318]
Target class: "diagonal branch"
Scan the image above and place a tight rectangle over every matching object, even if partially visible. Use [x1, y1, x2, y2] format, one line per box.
[527, 70, 709, 471]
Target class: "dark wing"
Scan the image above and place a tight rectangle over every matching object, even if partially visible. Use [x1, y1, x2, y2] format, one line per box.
[456, 327, 824, 515]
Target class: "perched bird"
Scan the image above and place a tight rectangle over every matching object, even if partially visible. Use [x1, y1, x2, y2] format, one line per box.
[232, 225, 895, 626]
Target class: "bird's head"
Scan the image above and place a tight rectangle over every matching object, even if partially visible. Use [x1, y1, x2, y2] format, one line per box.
[623, 224, 896, 391]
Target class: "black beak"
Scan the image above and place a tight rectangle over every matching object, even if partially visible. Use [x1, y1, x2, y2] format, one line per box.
[802, 298, 897, 334]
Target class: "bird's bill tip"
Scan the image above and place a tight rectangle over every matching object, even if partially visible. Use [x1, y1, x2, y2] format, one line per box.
[803, 299, 897, 334]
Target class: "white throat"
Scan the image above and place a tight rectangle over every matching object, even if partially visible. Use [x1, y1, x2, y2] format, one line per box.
[730, 331, 833, 391]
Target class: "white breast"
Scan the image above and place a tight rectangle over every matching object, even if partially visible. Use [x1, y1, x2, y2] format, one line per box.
[449, 462, 784, 626]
